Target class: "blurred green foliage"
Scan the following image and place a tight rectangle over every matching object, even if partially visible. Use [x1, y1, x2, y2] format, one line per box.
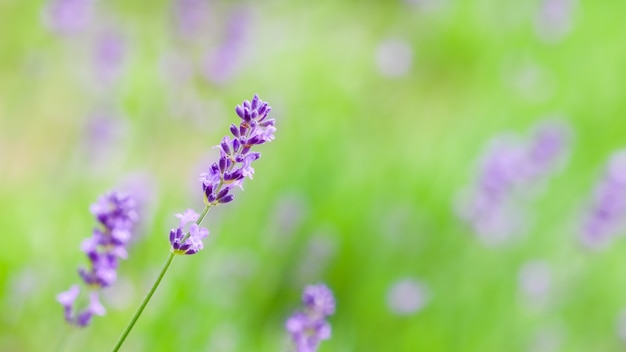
[2, 0, 626, 351]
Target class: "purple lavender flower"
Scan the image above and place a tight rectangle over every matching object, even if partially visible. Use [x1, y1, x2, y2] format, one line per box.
[286, 284, 335, 352]
[169, 95, 274, 255]
[200, 94, 274, 207]
[456, 121, 571, 245]
[41, 0, 94, 34]
[172, 0, 212, 39]
[57, 191, 138, 327]
[92, 28, 127, 84]
[535, 0, 574, 43]
[57, 285, 107, 328]
[202, 8, 251, 85]
[169, 209, 209, 255]
[386, 278, 430, 315]
[580, 150, 626, 249]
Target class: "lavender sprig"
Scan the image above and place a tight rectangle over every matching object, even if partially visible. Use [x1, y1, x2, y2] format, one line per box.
[286, 284, 336, 352]
[111, 94, 274, 352]
[57, 191, 138, 328]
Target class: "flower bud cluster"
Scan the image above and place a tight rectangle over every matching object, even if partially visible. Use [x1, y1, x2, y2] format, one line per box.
[286, 284, 336, 352]
[58, 191, 138, 327]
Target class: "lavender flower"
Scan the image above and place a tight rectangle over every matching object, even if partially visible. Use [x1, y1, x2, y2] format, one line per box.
[386, 278, 430, 315]
[168, 94, 274, 255]
[57, 191, 138, 327]
[456, 121, 571, 245]
[42, 0, 94, 34]
[169, 209, 209, 255]
[200, 94, 274, 207]
[286, 284, 336, 352]
[202, 8, 250, 85]
[580, 150, 626, 249]
[92, 28, 127, 84]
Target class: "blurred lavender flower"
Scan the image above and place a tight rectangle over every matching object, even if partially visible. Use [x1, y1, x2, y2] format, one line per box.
[375, 38, 413, 78]
[535, 0, 575, 43]
[518, 260, 552, 304]
[92, 28, 127, 84]
[202, 8, 250, 85]
[386, 278, 430, 315]
[172, 0, 212, 39]
[286, 284, 336, 352]
[580, 150, 626, 249]
[456, 121, 571, 245]
[42, 0, 94, 34]
[57, 191, 138, 327]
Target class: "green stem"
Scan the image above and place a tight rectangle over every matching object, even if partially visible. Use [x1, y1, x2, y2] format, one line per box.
[111, 252, 175, 352]
[196, 205, 210, 225]
[54, 326, 71, 352]
[111, 205, 210, 351]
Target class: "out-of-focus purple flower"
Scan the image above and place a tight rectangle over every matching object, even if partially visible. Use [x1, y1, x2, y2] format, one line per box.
[286, 284, 336, 352]
[169, 209, 209, 255]
[535, 0, 575, 43]
[57, 191, 138, 327]
[92, 29, 127, 84]
[202, 8, 250, 85]
[518, 260, 552, 303]
[42, 0, 94, 34]
[386, 278, 430, 315]
[580, 150, 626, 249]
[172, 0, 212, 38]
[456, 121, 572, 246]
[375, 38, 413, 79]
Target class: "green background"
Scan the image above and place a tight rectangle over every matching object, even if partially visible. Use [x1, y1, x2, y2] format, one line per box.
[1, 0, 626, 351]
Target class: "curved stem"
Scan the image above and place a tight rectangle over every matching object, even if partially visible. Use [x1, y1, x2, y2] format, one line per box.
[111, 252, 176, 352]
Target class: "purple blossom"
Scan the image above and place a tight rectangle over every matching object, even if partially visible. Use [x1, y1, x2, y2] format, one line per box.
[202, 8, 251, 85]
[57, 191, 138, 327]
[286, 284, 336, 352]
[57, 285, 106, 327]
[169, 95, 273, 255]
[92, 29, 127, 84]
[200, 94, 274, 207]
[580, 150, 626, 249]
[169, 209, 209, 255]
[456, 121, 571, 245]
[535, 0, 575, 43]
[41, 0, 94, 34]
[386, 278, 430, 315]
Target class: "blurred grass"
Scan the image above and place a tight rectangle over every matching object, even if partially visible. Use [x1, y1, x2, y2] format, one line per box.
[2, 0, 626, 351]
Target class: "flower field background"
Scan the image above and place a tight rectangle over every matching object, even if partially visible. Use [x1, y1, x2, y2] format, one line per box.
[1, 0, 626, 351]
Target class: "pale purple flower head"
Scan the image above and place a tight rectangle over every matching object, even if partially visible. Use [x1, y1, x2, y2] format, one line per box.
[202, 8, 250, 85]
[286, 284, 336, 352]
[386, 278, 430, 315]
[169, 209, 209, 255]
[92, 29, 127, 83]
[58, 191, 138, 327]
[456, 120, 571, 246]
[581, 150, 626, 249]
[42, 0, 94, 34]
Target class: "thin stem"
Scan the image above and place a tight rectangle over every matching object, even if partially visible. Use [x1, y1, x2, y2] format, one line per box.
[111, 252, 176, 352]
[196, 205, 210, 225]
[54, 326, 72, 352]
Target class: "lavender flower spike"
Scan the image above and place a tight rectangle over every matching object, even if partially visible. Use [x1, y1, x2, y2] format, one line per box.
[200, 94, 274, 207]
[113, 95, 275, 352]
[58, 191, 138, 327]
[286, 284, 336, 352]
